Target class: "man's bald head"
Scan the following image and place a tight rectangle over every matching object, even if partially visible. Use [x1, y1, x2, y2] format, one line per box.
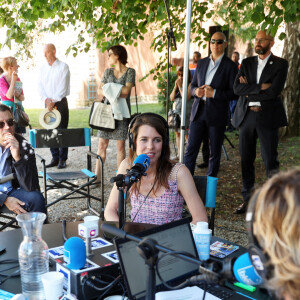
[43, 44, 56, 66]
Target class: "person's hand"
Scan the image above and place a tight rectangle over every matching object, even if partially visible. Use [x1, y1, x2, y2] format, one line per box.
[195, 87, 205, 98]
[14, 90, 22, 98]
[200, 84, 214, 98]
[3, 133, 20, 161]
[261, 83, 271, 90]
[45, 98, 55, 111]
[239, 76, 248, 84]
[11, 71, 18, 84]
[4, 196, 26, 214]
[176, 77, 183, 88]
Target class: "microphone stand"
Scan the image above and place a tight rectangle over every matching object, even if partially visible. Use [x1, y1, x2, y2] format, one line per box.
[110, 170, 146, 229]
[163, 0, 177, 117]
[101, 224, 219, 300]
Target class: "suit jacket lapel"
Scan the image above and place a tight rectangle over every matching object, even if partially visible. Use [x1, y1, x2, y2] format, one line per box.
[250, 56, 258, 83]
[210, 56, 225, 86]
[200, 58, 210, 85]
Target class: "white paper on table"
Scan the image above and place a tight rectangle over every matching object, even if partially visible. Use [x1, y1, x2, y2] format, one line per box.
[155, 286, 221, 300]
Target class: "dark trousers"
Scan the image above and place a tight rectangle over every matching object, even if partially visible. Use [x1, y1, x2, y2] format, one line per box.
[239, 110, 279, 201]
[8, 188, 46, 213]
[50, 97, 69, 161]
[201, 130, 210, 164]
[184, 103, 225, 177]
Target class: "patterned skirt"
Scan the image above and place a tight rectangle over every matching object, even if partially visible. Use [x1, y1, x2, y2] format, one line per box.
[97, 119, 129, 140]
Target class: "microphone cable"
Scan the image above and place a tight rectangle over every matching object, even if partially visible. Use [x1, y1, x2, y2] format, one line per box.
[62, 219, 68, 241]
[156, 251, 217, 300]
[0, 259, 20, 286]
[81, 273, 125, 300]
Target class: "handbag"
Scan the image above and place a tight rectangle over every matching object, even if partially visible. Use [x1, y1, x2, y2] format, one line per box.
[129, 85, 141, 123]
[168, 110, 180, 130]
[89, 101, 115, 132]
[14, 103, 30, 127]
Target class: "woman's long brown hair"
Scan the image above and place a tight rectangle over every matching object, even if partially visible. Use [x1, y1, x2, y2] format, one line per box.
[128, 114, 173, 196]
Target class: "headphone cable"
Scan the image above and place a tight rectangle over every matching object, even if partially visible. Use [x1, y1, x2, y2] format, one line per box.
[131, 177, 157, 223]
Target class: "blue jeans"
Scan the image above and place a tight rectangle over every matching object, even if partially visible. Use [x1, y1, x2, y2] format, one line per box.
[8, 188, 46, 213]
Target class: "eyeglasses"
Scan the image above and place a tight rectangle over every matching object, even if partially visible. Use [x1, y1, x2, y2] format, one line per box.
[255, 38, 272, 43]
[0, 119, 14, 129]
[210, 39, 225, 45]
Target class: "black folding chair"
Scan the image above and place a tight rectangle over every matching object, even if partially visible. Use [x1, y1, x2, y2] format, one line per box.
[193, 175, 218, 236]
[0, 174, 19, 231]
[29, 128, 104, 219]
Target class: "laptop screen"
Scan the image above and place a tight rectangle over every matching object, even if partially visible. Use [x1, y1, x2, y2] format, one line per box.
[114, 218, 199, 299]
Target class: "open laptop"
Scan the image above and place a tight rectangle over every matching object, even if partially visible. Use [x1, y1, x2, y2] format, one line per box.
[114, 218, 253, 300]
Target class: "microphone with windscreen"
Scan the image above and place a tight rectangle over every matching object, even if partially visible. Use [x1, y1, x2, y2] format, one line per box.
[127, 154, 150, 181]
[110, 154, 150, 187]
[63, 237, 86, 270]
[232, 252, 264, 286]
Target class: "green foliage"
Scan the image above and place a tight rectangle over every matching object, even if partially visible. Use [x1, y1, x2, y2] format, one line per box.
[215, 0, 300, 42]
[0, 0, 299, 78]
[156, 71, 177, 112]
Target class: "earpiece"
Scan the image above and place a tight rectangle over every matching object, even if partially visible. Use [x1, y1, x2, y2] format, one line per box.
[246, 192, 273, 280]
[128, 113, 169, 154]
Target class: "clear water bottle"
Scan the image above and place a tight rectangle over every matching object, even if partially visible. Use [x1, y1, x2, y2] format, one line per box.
[193, 221, 211, 261]
[17, 212, 49, 300]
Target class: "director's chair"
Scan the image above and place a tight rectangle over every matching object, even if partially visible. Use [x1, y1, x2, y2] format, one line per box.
[183, 176, 218, 236]
[29, 128, 104, 219]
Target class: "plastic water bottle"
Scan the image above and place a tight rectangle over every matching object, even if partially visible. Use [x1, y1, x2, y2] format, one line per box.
[17, 213, 49, 300]
[193, 222, 211, 261]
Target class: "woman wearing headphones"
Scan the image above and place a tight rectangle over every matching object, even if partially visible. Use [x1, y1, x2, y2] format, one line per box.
[104, 113, 208, 225]
[248, 168, 300, 300]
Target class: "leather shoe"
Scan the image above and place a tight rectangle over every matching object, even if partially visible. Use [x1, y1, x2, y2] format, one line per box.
[197, 162, 209, 168]
[234, 202, 248, 214]
[57, 160, 67, 169]
[45, 159, 59, 168]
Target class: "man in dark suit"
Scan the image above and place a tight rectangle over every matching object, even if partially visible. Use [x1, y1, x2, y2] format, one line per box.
[184, 32, 238, 177]
[232, 30, 288, 214]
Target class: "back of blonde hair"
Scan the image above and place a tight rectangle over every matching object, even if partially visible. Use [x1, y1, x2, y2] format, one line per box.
[253, 168, 300, 300]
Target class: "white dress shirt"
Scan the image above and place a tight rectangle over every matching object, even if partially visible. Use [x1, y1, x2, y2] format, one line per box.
[249, 53, 271, 107]
[202, 54, 224, 100]
[38, 59, 70, 103]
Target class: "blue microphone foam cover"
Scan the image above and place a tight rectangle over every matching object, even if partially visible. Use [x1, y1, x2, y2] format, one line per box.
[64, 237, 86, 269]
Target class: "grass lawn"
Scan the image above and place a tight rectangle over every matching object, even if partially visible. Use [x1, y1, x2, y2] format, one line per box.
[26, 103, 165, 129]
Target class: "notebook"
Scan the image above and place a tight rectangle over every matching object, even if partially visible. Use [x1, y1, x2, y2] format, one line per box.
[114, 218, 253, 300]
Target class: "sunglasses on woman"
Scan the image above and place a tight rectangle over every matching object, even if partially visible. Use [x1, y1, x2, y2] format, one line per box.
[210, 39, 225, 45]
[0, 119, 15, 129]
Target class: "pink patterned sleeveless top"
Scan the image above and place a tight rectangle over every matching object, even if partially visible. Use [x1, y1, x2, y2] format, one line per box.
[130, 163, 184, 225]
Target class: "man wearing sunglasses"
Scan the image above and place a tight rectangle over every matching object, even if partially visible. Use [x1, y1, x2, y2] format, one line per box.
[232, 30, 288, 214]
[184, 32, 238, 177]
[0, 104, 46, 215]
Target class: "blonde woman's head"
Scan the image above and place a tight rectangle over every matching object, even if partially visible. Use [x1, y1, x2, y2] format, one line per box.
[250, 168, 300, 300]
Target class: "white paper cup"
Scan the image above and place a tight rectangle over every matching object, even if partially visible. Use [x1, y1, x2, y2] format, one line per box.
[83, 215, 99, 225]
[41, 271, 64, 300]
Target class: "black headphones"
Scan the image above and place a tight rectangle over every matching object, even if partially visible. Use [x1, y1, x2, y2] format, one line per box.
[246, 192, 273, 280]
[128, 113, 169, 155]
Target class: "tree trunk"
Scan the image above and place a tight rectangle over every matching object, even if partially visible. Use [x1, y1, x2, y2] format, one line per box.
[281, 21, 300, 137]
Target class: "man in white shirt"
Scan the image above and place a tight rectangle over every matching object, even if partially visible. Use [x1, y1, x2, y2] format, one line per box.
[232, 30, 288, 214]
[38, 44, 70, 169]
